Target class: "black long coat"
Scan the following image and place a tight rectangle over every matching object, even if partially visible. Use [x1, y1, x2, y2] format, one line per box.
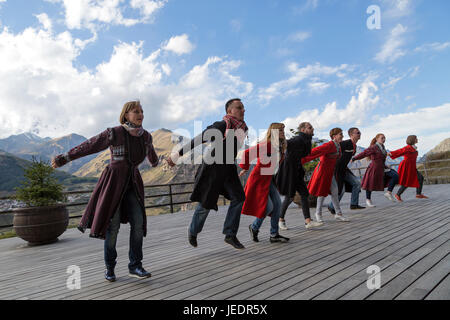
[178, 120, 245, 211]
[275, 132, 312, 198]
[335, 139, 359, 194]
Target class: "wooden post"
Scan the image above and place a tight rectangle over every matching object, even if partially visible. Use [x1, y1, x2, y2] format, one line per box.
[169, 184, 174, 213]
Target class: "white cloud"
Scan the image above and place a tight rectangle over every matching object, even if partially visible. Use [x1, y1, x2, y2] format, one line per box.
[409, 65, 420, 77]
[382, 0, 414, 19]
[162, 34, 195, 55]
[0, 25, 253, 139]
[294, 0, 319, 14]
[35, 13, 53, 31]
[130, 0, 167, 21]
[49, 0, 167, 31]
[381, 76, 403, 89]
[230, 19, 242, 32]
[308, 81, 330, 93]
[375, 24, 408, 64]
[288, 31, 311, 42]
[358, 103, 450, 155]
[257, 62, 349, 104]
[282, 80, 379, 133]
[414, 42, 450, 53]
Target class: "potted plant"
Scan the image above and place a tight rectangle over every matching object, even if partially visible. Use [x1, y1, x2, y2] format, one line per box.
[13, 157, 68, 246]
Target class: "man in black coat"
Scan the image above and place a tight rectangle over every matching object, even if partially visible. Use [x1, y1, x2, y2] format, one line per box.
[275, 122, 323, 230]
[167, 98, 247, 249]
[328, 127, 365, 213]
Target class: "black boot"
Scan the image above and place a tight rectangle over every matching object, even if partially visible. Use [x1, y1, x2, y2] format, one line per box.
[105, 267, 116, 282]
[249, 225, 259, 242]
[188, 233, 198, 247]
[224, 235, 245, 249]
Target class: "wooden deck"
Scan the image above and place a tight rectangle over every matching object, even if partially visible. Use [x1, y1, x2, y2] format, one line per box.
[0, 184, 448, 300]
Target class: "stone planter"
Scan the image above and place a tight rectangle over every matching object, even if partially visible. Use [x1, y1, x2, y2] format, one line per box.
[13, 204, 69, 246]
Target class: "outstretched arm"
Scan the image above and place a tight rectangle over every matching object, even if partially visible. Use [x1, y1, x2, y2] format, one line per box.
[352, 147, 375, 161]
[239, 142, 269, 171]
[168, 121, 226, 166]
[301, 142, 333, 164]
[389, 146, 409, 160]
[52, 129, 110, 168]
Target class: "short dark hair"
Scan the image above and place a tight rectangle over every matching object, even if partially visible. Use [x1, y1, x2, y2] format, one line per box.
[348, 127, 359, 136]
[225, 98, 241, 113]
[329, 127, 343, 139]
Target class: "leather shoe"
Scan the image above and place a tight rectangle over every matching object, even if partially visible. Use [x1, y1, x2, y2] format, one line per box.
[327, 206, 336, 215]
[129, 267, 151, 279]
[188, 233, 197, 247]
[249, 225, 259, 242]
[270, 234, 290, 243]
[350, 205, 366, 210]
[224, 235, 245, 249]
[105, 268, 116, 282]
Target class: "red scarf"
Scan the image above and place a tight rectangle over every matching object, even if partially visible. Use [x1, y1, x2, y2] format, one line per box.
[223, 115, 248, 132]
[223, 114, 248, 148]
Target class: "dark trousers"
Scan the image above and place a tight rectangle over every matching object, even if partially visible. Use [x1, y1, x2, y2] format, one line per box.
[280, 180, 310, 220]
[189, 178, 243, 237]
[397, 170, 424, 196]
[104, 187, 144, 271]
[366, 169, 399, 199]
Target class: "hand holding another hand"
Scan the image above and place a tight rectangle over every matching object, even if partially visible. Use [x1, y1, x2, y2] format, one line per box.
[239, 169, 248, 177]
[51, 158, 59, 169]
[166, 157, 176, 167]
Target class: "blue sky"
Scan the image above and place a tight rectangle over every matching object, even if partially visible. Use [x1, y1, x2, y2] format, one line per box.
[0, 0, 449, 155]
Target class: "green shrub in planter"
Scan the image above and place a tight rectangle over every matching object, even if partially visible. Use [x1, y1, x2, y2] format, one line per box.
[13, 158, 69, 245]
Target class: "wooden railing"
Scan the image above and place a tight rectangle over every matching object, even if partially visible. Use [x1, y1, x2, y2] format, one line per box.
[1, 158, 449, 229]
[349, 158, 450, 183]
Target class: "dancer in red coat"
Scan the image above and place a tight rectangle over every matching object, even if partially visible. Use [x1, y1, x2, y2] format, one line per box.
[351, 133, 399, 207]
[390, 135, 428, 201]
[302, 128, 349, 223]
[239, 123, 289, 243]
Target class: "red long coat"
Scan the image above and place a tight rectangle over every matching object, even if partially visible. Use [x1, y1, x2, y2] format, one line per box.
[240, 142, 281, 219]
[389, 145, 419, 188]
[301, 141, 341, 197]
[352, 145, 389, 191]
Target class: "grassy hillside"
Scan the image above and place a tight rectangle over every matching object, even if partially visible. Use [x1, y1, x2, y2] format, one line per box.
[0, 150, 97, 196]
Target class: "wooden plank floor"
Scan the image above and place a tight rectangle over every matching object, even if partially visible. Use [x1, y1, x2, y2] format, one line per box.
[0, 184, 448, 300]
